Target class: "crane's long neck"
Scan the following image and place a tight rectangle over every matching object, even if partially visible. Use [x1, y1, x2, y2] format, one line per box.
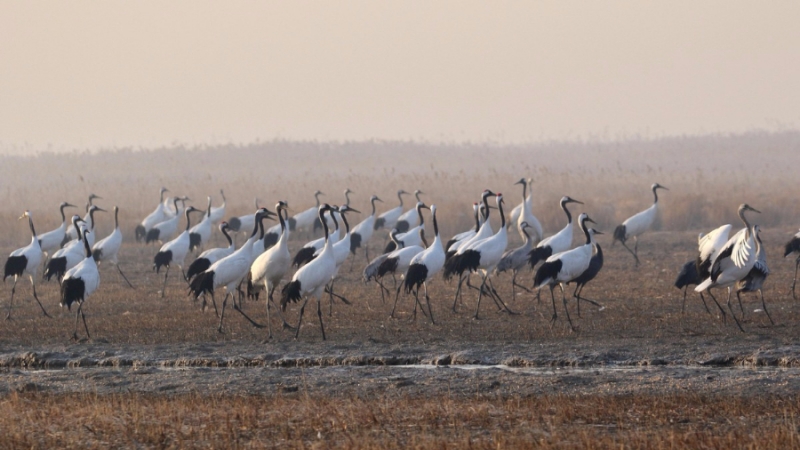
[89, 209, 98, 230]
[319, 209, 330, 244]
[221, 226, 233, 248]
[397, 192, 404, 207]
[371, 198, 377, 216]
[185, 209, 194, 232]
[417, 205, 425, 226]
[521, 226, 531, 246]
[28, 215, 37, 239]
[344, 191, 351, 206]
[498, 199, 506, 229]
[330, 210, 339, 236]
[520, 180, 527, 200]
[739, 208, 752, 241]
[220, 190, 226, 206]
[248, 212, 263, 241]
[481, 194, 492, 222]
[206, 197, 211, 217]
[652, 186, 659, 203]
[473, 206, 481, 232]
[340, 212, 351, 234]
[561, 200, 572, 224]
[278, 208, 290, 245]
[114, 207, 120, 229]
[432, 210, 441, 249]
[72, 218, 83, 242]
[173, 198, 180, 215]
[160, 189, 166, 202]
[581, 220, 592, 245]
[315, 193, 321, 207]
[82, 228, 92, 258]
[60, 205, 67, 223]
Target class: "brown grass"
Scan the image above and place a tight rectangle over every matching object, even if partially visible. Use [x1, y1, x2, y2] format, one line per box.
[1, 391, 798, 448]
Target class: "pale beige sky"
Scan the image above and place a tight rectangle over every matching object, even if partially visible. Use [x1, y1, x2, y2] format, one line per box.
[1, 1, 798, 152]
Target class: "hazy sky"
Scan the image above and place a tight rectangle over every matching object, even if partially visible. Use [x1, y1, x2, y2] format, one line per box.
[1, 1, 799, 152]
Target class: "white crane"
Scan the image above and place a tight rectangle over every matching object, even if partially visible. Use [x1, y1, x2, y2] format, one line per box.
[565, 228, 605, 316]
[136, 187, 169, 242]
[373, 190, 409, 231]
[60, 225, 100, 340]
[381, 229, 427, 316]
[527, 196, 583, 269]
[189, 196, 213, 251]
[349, 195, 383, 261]
[319, 205, 361, 313]
[226, 198, 260, 235]
[45, 207, 105, 281]
[534, 213, 597, 330]
[362, 229, 403, 303]
[784, 230, 800, 299]
[395, 190, 424, 233]
[510, 178, 543, 244]
[495, 221, 535, 299]
[146, 197, 185, 244]
[38, 201, 77, 257]
[281, 204, 338, 340]
[292, 207, 342, 268]
[694, 204, 761, 331]
[188, 208, 274, 333]
[676, 224, 733, 314]
[612, 183, 668, 265]
[209, 189, 226, 223]
[186, 222, 234, 281]
[402, 204, 445, 324]
[383, 201, 428, 253]
[446, 193, 516, 319]
[3, 211, 49, 318]
[65, 193, 101, 242]
[735, 225, 773, 325]
[91, 206, 135, 288]
[248, 202, 294, 337]
[288, 190, 324, 234]
[153, 206, 202, 297]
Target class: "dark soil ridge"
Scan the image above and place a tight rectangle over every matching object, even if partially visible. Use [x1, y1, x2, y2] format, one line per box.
[2, 342, 800, 370]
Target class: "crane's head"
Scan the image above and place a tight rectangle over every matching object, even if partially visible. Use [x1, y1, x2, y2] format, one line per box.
[89, 205, 107, 214]
[60, 202, 77, 209]
[370, 195, 383, 203]
[219, 221, 229, 232]
[514, 178, 526, 186]
[495, 193, 504, 205]
[579, 213, 597, 226]
[398, 189, 409, 196]
[276, 200, 289, 212]
[314, 190, 324, 197]
[88, 193, 102, 203]
[652, 183, 668, 192]
[257, 207, 277, 221]
[338, 204, 361, 215]
[520, 221, 531, 230]
[19, 210, 32, 220]
[160, 187, 169, 194]
[344, 188, 353, 195]
[561, 196, 583, 205]
[482, 189, 496, 199]
[416, 201, 429, 211]
[739, 203, 761, 215]
[589, 228, 603, 236]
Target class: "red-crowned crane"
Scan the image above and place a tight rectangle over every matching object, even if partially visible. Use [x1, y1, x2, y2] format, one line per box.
[153, 206, 202, 297]
[534, 213, 597, 331]
[612, 183, 668, 265]
[289, 190, 324, 235]
[527, 196, 583, 269]
[565, 228, 605, 316]
[186, 222, 234, 281]
[209, 189, 226, 224]
[38, 202, 77, 257]
[136, 187, 169, 242]
[395, 190, 424, 233]
[675, 224, 732, 314]
[146, 197, 184, 244]
[510, 178, 543, 245]
[188, 208, 274, 333]
[350, 195, 383, 261]
[735, 225, 773, 325]
[784, 229, 800, 299]
[61, 225, 100, 340]
[374, 190, 409, 231]
[383, 201, 428, 253]
[281, 205, 338, 340]
[65, 193, 101, 243]
[694, 204, 761, 332]
[3, 211, 49, 318]
[402, 204, 445, 324]
[91, 206, 135, 288]
[45, 206, 105, 281]
[495, 221, 535, 299]
[189, 196, 213, 251]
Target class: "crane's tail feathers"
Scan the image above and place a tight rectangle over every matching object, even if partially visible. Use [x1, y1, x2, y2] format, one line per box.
[145, 229, 160, 244]
[189, 233, 201, 252]
[44, 257, 67, 282]
[287, 217, 297, 232]
[377, 257, 399, 278]
[534, 259, 561, 289]
[395, 221, 410, 233]
[527, 247, 552, 268]
[674, 260, 699, 289]
[186, 257, 211, 281]
[613, 225, 626, 244]
[263, 233, 279, 251]
[281, 280, 302, 311]
[153, 250, 172, 273]
[60, 277, 85, 310]
[784, 237, 800, 258]
[383, 241, 397, 254]
[292, 247, 317, 268]
[188, 271, 214, 299]
[227, 217, 242, 232]
[349, 233, 362, 254]
[4, 256, 27, 281]
[404, 264, 428, 294]
[373, 217, 385, 230]
[92, 249, 103, 262]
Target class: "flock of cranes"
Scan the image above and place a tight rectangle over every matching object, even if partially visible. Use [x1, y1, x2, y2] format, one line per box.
[3, 181, 799, 341]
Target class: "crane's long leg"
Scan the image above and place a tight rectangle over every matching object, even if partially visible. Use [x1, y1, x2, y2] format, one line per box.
[681, 286, 688, 314]
[758, 289, 775, 325]
[232, 297, 265, 329]
[79, 302, 90, 339]
[726, 287, 744, 332]
[792, 259, 799, 300]
[73, 303, 82, 340]
[452, 275, 466, 312]
[548, 286, 558, 324]
[560, 284, 576, 331]
[620, 241, 640, 266]
[698, 292, 711, 314]
[474, 273, 488, 320]
[295, 296, 311, 339]
[30, 276, 49, 317]
[376, 278, 390, 304]
[573, 284, 604, 317]
[267, 285, 295, 331]
[390, 283, 403, 318]
[6, 277, 19, 320]
[116, 264, 135, 289]
[264, 283, 274, 340]
[161, 266, 170, 298]
[423, 282, 435, 325]
[706, 290, 726, 322]
[737, 290, 745, 317]
[512, 271, 533, 297]
[488, 277, 517, 315]
[316, 295, 327, 340]
[217, 293, 229, 333]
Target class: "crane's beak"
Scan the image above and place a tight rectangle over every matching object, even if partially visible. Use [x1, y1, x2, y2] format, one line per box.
[593, 229, 604, 235]
[65, 203, 77, 208]
[375, 197, 384, 203]
[348, 207, 362, 214]
[95, 207, 107, 213]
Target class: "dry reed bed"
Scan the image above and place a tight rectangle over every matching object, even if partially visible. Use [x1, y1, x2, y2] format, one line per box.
[1, 392, 798, 448]
[0, 132, 798, 246]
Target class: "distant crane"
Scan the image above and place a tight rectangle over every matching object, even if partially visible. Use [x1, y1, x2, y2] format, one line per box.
[612, 183, 668, 265]
[784, 229, 800, 299]
[91, 206, 135, 288]
[38, 202, 77, 257]
[402, 204, 445, 324]
[136, 187, 169, 242]
[153, 206, 202, 298]
[373, 190, 409, 231]
[61, 225, 100, 340]
[395, 190, 424, 233]
[3, 211, 49, 319]
[734, 225, 773, 325]
[349, 195, 383, 261]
